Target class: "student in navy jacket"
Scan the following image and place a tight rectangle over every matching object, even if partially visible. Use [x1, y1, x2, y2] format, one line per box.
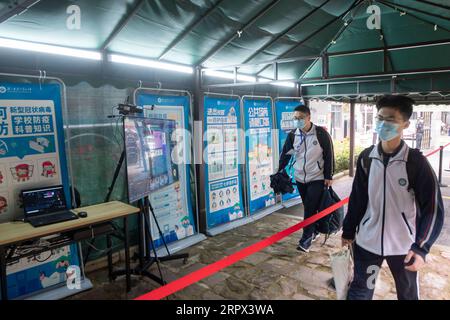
[342, 95, 444, 300]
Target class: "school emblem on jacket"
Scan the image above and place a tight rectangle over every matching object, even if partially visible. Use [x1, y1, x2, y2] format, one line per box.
[399, 178, 407, 186]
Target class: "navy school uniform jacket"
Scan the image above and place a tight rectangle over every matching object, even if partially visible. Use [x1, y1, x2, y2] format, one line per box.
[278, 123, 334, 183]
[342, 141, 444, 259]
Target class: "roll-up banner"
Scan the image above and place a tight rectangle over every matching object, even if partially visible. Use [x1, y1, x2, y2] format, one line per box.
[0, 81, 84, 299]
[274, 98, 304, 204]
[134, 92, 197, 248]
[242, 97, 277, 215]
[203, 96, 245, 229]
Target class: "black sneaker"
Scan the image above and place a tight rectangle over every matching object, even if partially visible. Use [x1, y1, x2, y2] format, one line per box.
[296, 244, 310, 253]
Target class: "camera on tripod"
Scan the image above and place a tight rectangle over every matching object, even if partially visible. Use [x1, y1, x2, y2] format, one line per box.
[117, 103, 143, 116]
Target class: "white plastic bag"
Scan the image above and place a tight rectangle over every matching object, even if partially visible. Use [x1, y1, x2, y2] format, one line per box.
[330, 248, 354, 300]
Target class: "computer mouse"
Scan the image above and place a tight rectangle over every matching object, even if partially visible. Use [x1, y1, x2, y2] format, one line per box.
[77, 211, 88, 218]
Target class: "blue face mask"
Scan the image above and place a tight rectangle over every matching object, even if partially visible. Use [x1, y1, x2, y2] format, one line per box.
[293, 119, 306, 129]
[375, 120, 400, 141]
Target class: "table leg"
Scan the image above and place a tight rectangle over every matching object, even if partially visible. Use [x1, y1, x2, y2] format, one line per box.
[0, 246, 8, 300]
[107, 234, 113, 281]
[124, 216, 131, 292]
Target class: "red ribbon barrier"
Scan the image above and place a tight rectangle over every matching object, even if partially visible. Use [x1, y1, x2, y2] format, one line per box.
[424, 142, 450, 158]
[135, 198, 349, 300]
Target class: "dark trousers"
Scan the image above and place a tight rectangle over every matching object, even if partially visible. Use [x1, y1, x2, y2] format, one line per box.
[296, 180, 324, 248]
[416, 133, 423, 149]
[347, 244, 419, 300]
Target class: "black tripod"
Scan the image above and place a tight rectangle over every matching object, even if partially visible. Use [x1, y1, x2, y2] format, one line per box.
[104, 145, 189, 289]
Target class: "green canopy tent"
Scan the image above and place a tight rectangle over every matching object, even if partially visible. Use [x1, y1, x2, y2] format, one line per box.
[1, 0, 449, 97]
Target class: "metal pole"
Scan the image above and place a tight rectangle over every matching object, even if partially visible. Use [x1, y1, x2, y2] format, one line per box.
[349, 100, 356, 177]
[124, 216, 131, 292]
[0, 245, 7, 300]
[107, 234, 113, 280]
[438, 146, 447, 187]
[194, 67, 207, 233]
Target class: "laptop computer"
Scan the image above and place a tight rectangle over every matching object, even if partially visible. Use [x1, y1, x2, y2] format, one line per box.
[22, 185, 79, 227]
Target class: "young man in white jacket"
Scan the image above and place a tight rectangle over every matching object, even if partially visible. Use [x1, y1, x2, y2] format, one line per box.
[278, 105, 335, 253]
[342, 95, 444, 300]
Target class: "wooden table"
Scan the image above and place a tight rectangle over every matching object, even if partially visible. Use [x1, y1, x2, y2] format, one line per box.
[0, 201, 139, 300]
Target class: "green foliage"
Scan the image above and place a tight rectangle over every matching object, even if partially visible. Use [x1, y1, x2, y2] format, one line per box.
[333, 138, 364, 174]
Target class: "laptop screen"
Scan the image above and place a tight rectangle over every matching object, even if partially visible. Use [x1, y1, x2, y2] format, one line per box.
[22, 185, 67, 217]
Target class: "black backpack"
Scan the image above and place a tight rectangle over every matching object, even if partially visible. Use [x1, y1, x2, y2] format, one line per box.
[316, 187, 344, 243]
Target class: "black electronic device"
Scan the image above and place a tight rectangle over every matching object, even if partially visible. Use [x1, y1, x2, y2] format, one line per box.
[103, 116, 189, 290]
[77, 211, 88, 218]
[22, 185, 78, 227]
[118, 103, 143, 115]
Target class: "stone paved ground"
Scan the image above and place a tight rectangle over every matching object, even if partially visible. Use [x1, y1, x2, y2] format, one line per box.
[70, 210, 450, 300]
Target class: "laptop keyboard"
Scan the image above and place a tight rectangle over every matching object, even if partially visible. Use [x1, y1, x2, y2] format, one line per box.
[28, 211, 78, 227]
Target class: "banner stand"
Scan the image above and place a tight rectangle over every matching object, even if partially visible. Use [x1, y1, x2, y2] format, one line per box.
[152, 234, 206, 257]
[0, 72, 77, 209]
[0, 72, 91, 300]
[24, 279, 93, 300]
[206, 203, 283, 236]
[274, 97, 304, 209]
[241, 95, 279, 217]
[281, 197, 302, 208]
[202, 92, 247, 236]
[133, 87, 206, 252]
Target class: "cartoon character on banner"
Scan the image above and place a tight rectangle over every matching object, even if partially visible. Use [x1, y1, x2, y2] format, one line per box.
[174, 182, 182, 204]
[262, 181, 267, 191]
[227, 107, 236, 123]
[265, 191, 275, 206]
[41, 161, 56, 178]
[39, 255, 70, 289]
[180, 216, 194, 237]
[0, 196, 7, 214]
[11, 164, 33, 182]
[253, 184, 258, 195]
[235, 204, 244, 218]
[0, 140, 8, 156]
[175, 225, 185, 240]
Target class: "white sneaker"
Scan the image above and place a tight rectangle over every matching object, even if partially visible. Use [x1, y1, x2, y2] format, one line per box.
[296, 245, 310, 253]
[312, 233, 321, 242]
